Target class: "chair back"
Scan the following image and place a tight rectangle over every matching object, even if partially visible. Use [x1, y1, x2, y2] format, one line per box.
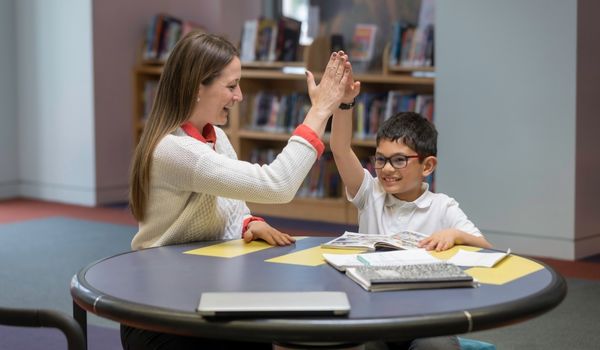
[0, 307, 85, 350]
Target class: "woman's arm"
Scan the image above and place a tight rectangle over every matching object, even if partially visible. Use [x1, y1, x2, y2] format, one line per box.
[154, 52, 353, 204]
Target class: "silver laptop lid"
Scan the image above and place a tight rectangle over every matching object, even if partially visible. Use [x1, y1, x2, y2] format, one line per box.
[197, 291, 350, 317]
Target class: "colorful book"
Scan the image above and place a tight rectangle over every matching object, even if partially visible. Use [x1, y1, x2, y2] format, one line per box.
[350, 24, 378, 62]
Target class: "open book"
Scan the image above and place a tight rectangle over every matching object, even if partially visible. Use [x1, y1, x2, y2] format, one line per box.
[346, 262, 478, 292]
[321, 231, 428, 251]
[323, 249, 440, 272]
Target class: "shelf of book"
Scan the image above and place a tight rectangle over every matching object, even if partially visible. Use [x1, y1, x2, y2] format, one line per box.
[247, 197, 350, 224]
[241, 69, 434, 86]
[238, 129, 376, 148]
[132, 65, 162, 143]
[241, 61, 304, 69]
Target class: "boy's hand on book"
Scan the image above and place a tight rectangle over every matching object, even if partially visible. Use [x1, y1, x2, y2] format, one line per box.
[418, 229, 459, 252]
[243, 221, 296, 246]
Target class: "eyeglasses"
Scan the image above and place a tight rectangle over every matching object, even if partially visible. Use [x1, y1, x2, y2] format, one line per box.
[370, 154, 420, 169]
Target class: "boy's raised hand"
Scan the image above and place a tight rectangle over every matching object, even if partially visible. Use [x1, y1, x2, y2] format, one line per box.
[340, 52, 361, 104]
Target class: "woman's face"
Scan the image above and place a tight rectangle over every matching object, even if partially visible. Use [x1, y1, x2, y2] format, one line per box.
[195, 56, 243, 127]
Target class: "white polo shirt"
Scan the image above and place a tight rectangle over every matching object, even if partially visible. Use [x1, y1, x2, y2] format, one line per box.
[348, 169, 482, 238]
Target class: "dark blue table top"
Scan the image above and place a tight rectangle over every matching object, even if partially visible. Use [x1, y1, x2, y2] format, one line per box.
[71, 237, 566, 343]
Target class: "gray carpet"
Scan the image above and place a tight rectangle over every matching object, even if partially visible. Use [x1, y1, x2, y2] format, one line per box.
[1, 217, 134, 313]
[1, 217, 599, 349]
[465, 278, 600, 349]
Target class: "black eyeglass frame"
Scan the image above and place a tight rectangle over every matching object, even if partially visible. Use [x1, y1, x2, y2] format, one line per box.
[369, 154, 420, 169]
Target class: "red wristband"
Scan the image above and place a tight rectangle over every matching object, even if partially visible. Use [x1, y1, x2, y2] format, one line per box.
[293, 124, 324, 159]
[242, 216, 265, 238]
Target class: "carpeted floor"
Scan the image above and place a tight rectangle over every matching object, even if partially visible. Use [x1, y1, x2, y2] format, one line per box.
[1, 199, 599, 349]
[0, 324, 122, 350]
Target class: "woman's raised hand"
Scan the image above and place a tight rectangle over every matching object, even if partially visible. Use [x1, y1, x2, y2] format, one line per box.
[306, 51, 351, 118]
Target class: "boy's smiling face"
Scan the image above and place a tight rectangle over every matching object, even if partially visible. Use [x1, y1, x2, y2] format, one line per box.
[375, 139, 436, 202]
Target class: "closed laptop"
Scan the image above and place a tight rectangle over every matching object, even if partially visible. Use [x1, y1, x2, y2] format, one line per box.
[196, 291, 350, 317]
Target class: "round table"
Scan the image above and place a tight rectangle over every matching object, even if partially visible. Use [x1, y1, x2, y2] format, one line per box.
[71, 237, 566, 347]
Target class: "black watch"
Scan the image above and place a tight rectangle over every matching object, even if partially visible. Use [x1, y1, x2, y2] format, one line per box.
[339, 98, 356, 110]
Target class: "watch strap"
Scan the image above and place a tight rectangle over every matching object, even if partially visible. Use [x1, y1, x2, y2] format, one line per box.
[338, 98, 356, 110]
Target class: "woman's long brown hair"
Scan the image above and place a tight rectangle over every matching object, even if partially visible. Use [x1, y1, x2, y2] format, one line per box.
[129, 32, 238, 221]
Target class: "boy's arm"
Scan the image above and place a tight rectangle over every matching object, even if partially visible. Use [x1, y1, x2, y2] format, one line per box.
[456, 231, 492, 249]
[330, 109, 365, 198]
[329, 51, 364, 198]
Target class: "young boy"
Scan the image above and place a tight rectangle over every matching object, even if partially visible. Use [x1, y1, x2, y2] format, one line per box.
[329, 65, 491, 252]
[329, 57, 491, 350]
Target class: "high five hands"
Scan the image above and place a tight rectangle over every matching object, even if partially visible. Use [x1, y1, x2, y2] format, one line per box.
[306, 51, 359, 116]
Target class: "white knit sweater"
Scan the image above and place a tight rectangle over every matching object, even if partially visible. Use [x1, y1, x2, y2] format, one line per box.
[131, 126, 320, 250]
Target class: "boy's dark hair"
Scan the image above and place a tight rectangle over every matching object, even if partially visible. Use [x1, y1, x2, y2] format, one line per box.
[376, 112, 437, 159]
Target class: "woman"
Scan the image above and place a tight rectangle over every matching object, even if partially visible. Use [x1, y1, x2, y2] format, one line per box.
[124, 32, 352, 349]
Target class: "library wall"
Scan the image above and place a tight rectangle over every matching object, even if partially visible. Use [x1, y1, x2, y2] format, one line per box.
[0, 0, 18, 199]
[575, 0, 600, 257]
[16, 0, 97, 205]
[436, 0, 599, 259]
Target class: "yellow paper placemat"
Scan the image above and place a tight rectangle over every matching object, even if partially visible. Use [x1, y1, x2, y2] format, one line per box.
[183, 237, 307, 258]
[184, 240, 271, 258]
[267, 246, 366, 266]
[465, 254, 544, 285]
[429, 245, 543, 284]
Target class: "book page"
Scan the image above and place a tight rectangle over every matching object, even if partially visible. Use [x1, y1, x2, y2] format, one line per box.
[322, 231, 430, 250]
[447, 249, 511, 268]
[389, 230, 429, 249]
[323, 249, 440, 271]
[358, 249, 440, 266]
[322, 254, 365, 271]
[321, 232, 378, 250]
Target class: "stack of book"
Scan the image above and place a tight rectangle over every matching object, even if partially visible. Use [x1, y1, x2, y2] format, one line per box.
[345, 262, 477, 292]
[321, 232, 511, 292]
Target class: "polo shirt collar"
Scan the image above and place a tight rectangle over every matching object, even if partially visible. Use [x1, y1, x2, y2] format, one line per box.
[384, 182, 433, 209]
[180, 121, 217, 144]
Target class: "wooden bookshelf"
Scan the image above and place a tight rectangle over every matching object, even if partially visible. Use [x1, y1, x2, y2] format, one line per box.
[132, 38, 434, 224]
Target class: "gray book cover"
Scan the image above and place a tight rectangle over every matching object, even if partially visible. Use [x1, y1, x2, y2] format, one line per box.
[346, 262, 477, 292]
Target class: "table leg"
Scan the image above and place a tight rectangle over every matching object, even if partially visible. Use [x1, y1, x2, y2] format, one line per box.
[73, 301, 88, 350]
